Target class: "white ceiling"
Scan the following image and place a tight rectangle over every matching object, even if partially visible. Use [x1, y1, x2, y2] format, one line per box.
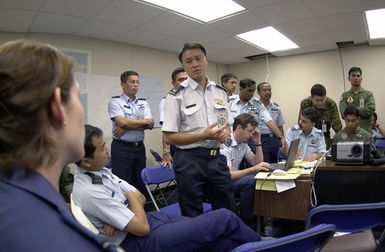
[1, 0, 385, 64]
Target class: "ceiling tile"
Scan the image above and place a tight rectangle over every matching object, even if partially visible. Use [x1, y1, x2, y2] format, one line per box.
[205, 36, 249, 51]
[360, 0, 385, 11]
[317, 12, 365, 31]
[327, 28, 368, 43]
[303, 0, 363, 17]
[176, 25, 227, 43]
[235, 0, 286, 9]
[146, 37, 187, 53]
[276, 18, 325, 37]
[210, 10, 267, 35]
[41, 0, 112, 18]
[139, 11, 201, 36]
[251, 0, 314, 25]
[294, 33, 333, 47]
[73, 20, 130, 40]
[114, 28, 167, 48]
[0, 9, 36, 32]
[0, 0, 45, 10]
[95, 0, 164, 27]
[30, 12, 85, 33]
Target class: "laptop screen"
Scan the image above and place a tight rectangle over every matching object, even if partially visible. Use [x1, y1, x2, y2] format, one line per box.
[284, 138, 301, 170]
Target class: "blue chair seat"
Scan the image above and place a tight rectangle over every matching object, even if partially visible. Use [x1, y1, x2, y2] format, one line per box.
[231, 224, 335, 252]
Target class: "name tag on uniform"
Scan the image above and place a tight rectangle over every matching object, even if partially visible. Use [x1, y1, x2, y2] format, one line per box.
[186, 104, 196, 109]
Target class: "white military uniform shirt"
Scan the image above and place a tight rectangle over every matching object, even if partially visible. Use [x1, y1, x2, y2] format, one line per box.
[220, 133, 254, 170]
[162, 76, 233, 149]
[228, 95, 272, 124]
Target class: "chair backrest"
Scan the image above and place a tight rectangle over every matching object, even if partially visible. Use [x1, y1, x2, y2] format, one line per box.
[375, 138, 385, 149]
[70, 194, 99, 235]
[141, 165, 177, 211]
[231, 224, 335, 252]
[306, 202, 385, 232]
[149, 149, 163, 163]
[141, 165, 176, 185]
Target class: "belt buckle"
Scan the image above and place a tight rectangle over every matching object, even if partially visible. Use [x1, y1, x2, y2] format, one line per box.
[210, 149, 217, 156]
[269, 133, 273, 138]
[134, 142, 139, 146]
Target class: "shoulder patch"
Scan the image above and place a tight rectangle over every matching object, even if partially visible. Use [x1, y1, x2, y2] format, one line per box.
[215, 84, 226, 92]
[168, 85, 184, 96]
[111, 95, 120, 99]
[138, 98, 147, 101]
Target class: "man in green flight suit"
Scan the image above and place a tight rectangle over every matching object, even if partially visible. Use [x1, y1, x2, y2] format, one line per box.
[299, 84, 342, 149]
[339, 67, 375, 133]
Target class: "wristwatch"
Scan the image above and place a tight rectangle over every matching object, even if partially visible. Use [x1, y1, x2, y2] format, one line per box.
[163, 149, 170, 155]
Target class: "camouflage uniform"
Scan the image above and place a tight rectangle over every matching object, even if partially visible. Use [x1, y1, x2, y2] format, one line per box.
[333, 126, 376, 153]
[339, 87, 375, 133]
[300, 96, 342, 149]
[59, 165, 74, 203]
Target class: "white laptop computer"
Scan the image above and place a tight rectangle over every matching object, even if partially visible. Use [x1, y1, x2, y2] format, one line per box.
[271, 138, 300, 171]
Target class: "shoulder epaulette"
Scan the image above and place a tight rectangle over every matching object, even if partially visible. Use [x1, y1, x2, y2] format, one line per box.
[291, 125, 300, 130]
[138, 98, 147, 101]
[215, 84, 226, 92]
[168, 85, 184, 96]
[111, 95, 120, 99]
[273, 102, 280, 107]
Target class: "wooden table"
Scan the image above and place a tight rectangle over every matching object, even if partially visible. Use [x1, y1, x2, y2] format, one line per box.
[253, 174, 312, 221]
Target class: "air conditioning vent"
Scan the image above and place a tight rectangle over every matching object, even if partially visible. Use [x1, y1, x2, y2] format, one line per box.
[244, 52, 276, 61]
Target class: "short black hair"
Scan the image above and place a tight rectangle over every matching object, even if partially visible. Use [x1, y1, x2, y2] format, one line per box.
[239, 78, 256, 89]
[310, 84, 326, 97]
[75, 124, 103, 165]
[233, 113, 258, 131]
[257, 82, 270, 92]
[120, 70, 139, 83]
[178, 42, 206, 63]
[344, 106, 359, 118]
[221, 73, 237, 86]
[171, 67, 185, 82]
[348, 67, 362, 76]
[301, 107, 319, 123]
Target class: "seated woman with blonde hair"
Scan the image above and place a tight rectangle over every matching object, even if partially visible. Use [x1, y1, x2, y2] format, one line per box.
[0, 40, 117, 251]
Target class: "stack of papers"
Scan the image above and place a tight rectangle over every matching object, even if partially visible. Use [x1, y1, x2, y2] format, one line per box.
[293, 160, 317, 169]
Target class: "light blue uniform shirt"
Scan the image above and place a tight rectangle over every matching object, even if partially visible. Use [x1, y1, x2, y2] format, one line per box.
[285, 125, 326, 159]
[73, 167, 136, 245]
[220, 133, 254, 170]
[259, 101, 285, 135]
[228, 95, 272, 125]
[108, 94, 152, 142]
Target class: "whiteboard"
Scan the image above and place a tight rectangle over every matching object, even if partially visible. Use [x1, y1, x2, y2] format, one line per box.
[81, 73, 163, 137]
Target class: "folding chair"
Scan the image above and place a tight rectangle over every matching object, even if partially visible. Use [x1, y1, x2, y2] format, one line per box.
[231, 224, 335, 252]
[141, 165, 212, 215]
[306, 202, 385, 251]
[70, 194, 99, 235]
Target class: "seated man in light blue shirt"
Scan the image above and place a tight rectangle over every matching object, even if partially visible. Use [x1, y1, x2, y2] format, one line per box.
[220, 113, 271, 224]
[73, 124, 261, 252]
[284, 107, 326, 161]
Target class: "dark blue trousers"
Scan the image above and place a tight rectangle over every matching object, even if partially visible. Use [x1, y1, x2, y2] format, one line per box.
[261, 134, 281, 163]
[173, 147, 236, 217]
[121, 209, 261, 252]
[233, 175, 256, 220]
[111, 139, 146, 196]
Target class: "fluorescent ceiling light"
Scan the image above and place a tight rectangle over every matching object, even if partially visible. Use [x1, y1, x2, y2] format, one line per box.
[365, 8, 385, 39]
[236, 26, 299, 52]
[139, 0, 244, 22]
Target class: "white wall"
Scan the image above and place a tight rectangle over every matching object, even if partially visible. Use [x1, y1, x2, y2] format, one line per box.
[228, 46, 385, 135]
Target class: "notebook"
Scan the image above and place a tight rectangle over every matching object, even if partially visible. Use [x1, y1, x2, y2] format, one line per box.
[271, 138, 300, 171]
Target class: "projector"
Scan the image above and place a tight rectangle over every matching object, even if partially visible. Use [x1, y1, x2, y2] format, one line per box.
[331, 141, 370, 164]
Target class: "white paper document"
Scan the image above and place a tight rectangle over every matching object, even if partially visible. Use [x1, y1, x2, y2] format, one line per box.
[275, 180, 296, 193]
